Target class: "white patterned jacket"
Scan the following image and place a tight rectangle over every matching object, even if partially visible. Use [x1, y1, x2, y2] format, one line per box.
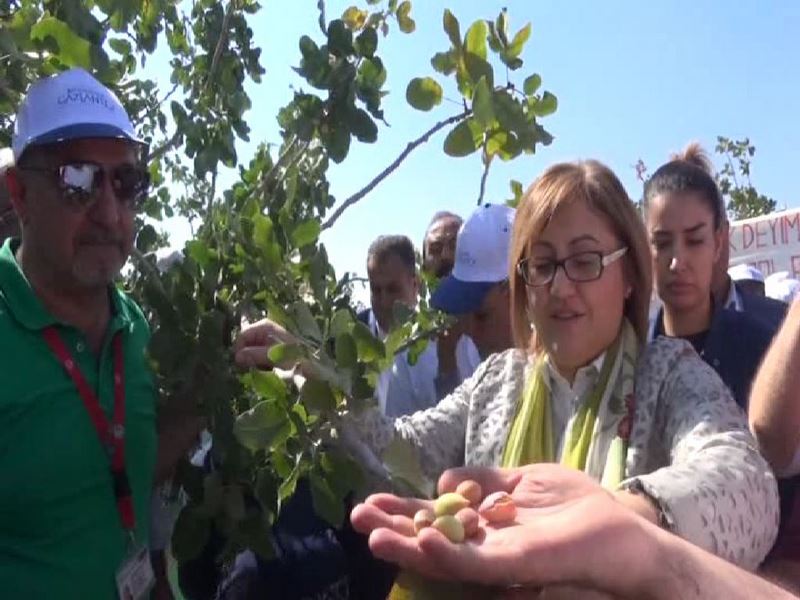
[347, 336, 780, 570]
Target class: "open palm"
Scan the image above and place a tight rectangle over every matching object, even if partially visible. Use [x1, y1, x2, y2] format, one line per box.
[350, 463, 651, 596]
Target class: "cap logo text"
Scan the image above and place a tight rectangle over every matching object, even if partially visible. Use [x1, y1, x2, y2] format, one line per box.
[57, 87, 115, 111]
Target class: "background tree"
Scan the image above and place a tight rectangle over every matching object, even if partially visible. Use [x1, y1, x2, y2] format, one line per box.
[715, 136, 777, 220]
[0, 0, 558, 565]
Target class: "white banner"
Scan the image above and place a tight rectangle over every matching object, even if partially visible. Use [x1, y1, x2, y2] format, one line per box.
[729, 208, 800, 277]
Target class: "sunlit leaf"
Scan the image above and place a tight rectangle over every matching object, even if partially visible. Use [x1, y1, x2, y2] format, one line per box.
[342, 6, 368, 30]
[442, 9, 461, 48]
[464, 20, 488, 60]
[523, 73, 542, 96]
[30, 16, 92, 68]
[472, 76, 495, 129]
[443, 118, 482, 157]
[405, 77, 443, 111]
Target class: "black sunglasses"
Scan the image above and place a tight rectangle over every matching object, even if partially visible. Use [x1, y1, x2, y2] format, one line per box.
[21, 161, 150, 209]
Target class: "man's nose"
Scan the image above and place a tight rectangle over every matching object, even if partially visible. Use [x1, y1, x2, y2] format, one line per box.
[88, 172, 122, 226]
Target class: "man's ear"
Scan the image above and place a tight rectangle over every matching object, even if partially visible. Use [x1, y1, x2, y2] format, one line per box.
[4, 168, 27, 222]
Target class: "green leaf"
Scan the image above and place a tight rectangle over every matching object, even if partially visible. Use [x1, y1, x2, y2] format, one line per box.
[396, 1, 415, 34]
[405, 77, 443, 111]
[300, 378, 337, 413]
[335, 332, 358, 369]
[506, 23, 531, 58]
[309, 472, 345, 527]
[289, 301, 323, 342]
[244, 370, 288, 401]
[321, 121, 351, 164]
[329, 309, 354, 338]
[430, 50, 458, 75]
[30, 16, 92, 68]
[464, 20, 488, 60]
[442, 9, 461, 48]
[320, 449, 365, 498]
[291, 219, 321, 248]
[327, 19, 354, 57]
[381, 438, 431, 497]
[108, 38, 131, 56]
[486, 21, 503, 52]
[523, 73, 542, 96]
[171, 508, 211, 563]
[135, 224, 159, 253]
[485, 129, 510, 159]
[496, 9, 509, 46]
[352, 321, 386, 363]
[354, 27, 378, 57]
[236, 513, 275, 561]
[267, 343, 306, 367]
[463, 52, 493, 88]
[233, 400, 293, 453]
[357, 57, 387, 89]
[532, 91, 558, 117]
[342, 6, 368, 30]
[348, 108, 378, 143]
[472, 77, 495, 129]
[443, 118, 482, 157]
[493, 90, 526, 133]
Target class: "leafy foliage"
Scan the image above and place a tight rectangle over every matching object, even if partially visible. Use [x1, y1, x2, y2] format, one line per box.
[0, 0, 557, 566]
[715, 136, 777, 220]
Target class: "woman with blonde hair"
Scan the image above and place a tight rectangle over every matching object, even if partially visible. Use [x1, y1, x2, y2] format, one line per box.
[237, 160, 780, 584]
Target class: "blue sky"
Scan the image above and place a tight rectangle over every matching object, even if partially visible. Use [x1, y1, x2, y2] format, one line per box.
[159, 1, 800, 299]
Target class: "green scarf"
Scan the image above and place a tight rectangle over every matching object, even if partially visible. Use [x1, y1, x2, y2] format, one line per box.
[388, 322, 639, 600]
[502, 319, 639, 489]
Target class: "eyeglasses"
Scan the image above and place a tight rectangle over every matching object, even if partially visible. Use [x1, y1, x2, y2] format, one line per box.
[517, 247, 628, 287]
[21, 161, 150, 210]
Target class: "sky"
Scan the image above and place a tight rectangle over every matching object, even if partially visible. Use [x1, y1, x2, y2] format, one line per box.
[157, 0, 800, 301]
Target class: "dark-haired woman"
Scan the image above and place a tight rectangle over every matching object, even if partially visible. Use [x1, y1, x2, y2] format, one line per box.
[644, 143, 776, 410]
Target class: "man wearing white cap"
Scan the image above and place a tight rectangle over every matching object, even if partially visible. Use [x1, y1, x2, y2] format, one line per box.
[430, 203, 515, 359]
[728, 263, 766, 297]
[1, 68, 198, 599]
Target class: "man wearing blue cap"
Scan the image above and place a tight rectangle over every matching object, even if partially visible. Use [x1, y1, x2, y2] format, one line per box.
[1, 68, 197, 599]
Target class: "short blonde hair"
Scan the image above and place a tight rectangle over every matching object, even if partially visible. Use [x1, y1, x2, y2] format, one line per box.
[509, 160, 652, 351]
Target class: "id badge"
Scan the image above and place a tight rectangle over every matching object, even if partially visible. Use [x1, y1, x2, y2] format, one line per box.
[115, 544, 155, 600]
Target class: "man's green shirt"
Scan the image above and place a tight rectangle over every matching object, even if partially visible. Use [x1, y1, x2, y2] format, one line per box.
[0, 239, 157, 599]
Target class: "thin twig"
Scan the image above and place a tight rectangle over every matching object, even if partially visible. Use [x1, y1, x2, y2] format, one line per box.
[477, 155, 492, 206]
[147, 130, 182, 162]
[321, 110, 471, 231]
[260, 136, 299, 191]
[206, 0, 236, 92]
[207, 168, 218, 215]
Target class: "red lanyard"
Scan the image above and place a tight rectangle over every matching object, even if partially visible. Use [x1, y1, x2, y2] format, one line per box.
[42, 326, 135, 532]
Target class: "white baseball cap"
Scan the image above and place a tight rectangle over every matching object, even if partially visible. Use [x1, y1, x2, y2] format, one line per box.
[12, 68, 142, 161]
[728, 263, 765, 283]
[431, 203, 515, 314]
[767, 277, 800, 303]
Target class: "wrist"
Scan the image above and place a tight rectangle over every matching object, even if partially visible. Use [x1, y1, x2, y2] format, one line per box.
[613, 488, 661, 526]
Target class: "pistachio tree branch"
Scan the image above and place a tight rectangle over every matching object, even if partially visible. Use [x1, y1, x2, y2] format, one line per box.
[477, 153, 492, 206]
[206, 0, 236, 92]
[321, 109, 471, 231]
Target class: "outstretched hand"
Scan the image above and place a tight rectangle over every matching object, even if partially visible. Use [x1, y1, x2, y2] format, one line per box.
[350, 463, 657, 598]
